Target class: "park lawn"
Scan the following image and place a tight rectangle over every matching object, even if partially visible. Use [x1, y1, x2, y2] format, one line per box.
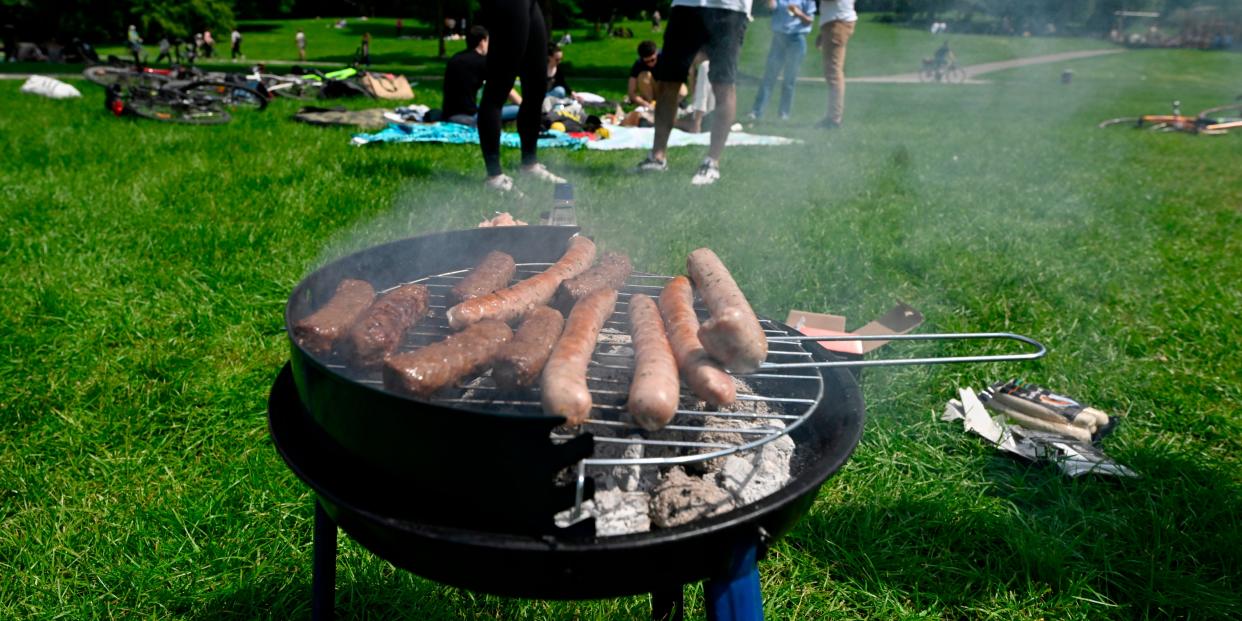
[2, 37, 1241, 621]
[80, 15, 1117, 82]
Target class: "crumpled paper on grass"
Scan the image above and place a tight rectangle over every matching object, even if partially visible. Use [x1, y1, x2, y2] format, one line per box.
[943, 387, 1137, 478]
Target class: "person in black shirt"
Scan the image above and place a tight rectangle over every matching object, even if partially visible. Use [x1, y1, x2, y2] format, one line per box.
[627, 40, 659, 108]
[441, 26, 521, 126]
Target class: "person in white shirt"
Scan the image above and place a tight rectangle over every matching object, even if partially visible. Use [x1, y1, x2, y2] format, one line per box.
[633, 0, 754, 186]
[816, 0, 856, 128]
[230, 29, 243, 61]
[295, 29, 306, 61]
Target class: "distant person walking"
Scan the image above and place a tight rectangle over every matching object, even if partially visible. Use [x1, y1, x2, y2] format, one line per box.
[635, 0, 753, 186]
[395, 18, 404, 38]
[155, 36, 172, 64]
[202, 30, 215, 58]
[127, 25, 143, 65]
[816, 0, 857, 129]
[475, 0, 566, 194]
[230, 28, 243, 61]
[358, 32, 371, 66]
[295, 29, 306, 61]
[749, 0, 816, 122]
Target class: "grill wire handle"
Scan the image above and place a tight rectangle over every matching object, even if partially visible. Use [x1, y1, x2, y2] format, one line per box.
[759, 332, 1046, 369]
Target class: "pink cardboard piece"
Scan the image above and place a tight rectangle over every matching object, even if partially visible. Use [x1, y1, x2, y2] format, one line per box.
[786, 302, 924, 356]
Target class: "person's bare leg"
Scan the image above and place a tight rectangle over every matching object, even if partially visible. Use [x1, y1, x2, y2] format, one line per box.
[651, 80, 683, 162]
[707, 83, 735, 162]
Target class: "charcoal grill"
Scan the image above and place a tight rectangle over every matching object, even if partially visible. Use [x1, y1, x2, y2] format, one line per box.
[272, 226, 1045, 620]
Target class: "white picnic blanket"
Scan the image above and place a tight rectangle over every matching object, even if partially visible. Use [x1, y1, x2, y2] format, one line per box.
[586, 125, 801, 151]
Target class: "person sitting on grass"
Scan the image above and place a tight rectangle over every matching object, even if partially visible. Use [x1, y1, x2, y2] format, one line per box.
[441, 26, 522, 127]
[627, 40, 660, 108]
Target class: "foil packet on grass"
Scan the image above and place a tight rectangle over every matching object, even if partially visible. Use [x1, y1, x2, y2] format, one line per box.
[943, 379, 1137, 478]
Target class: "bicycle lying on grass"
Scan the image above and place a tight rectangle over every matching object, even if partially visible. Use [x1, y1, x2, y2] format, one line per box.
[1098, 100, 1242, 135]
[105, 78, 267, 124]
[248, 66, 370, 100]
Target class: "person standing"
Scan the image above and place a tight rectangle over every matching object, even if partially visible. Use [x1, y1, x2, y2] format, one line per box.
[816, 0, 856, 129]
[230, 28, 243, 61]
[476, 0, 565, 194]
[395, 17, 404, 38]
[155, 36, 172, 64]
[295, 29, 306, 61]
[202, 30, 214, 58]
[748, 0, 816, 122]
[126, 25, 143, 65]
[358, 32, 371, 66]
[634, 0, 753, 186]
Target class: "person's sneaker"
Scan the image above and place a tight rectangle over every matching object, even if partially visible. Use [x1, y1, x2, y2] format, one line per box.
[690, 159, 721, 186]
[484, 174, 524, 198]
[744, 111, 758, 122]
[520, 163, 566, 184]
[778, 113, 791, 122]
[815, 117, 842, 129]
[634, 155, 668, 173]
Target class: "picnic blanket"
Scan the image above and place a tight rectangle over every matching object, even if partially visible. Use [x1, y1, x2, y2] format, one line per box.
[351, 122, 587, 149]
[584, 125, 801, 151]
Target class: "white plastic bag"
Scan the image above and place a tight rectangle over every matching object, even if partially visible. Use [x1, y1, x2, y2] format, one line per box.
[20, 75, 81, 99]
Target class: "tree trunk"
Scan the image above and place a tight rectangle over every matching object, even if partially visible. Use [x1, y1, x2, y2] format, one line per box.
[437, 0, 446, 58]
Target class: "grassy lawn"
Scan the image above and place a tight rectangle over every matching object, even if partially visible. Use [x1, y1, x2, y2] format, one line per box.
[2, 18, 1241, 620]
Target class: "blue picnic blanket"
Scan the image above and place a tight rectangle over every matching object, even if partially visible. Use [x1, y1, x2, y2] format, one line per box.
[351, 122, 587, 149]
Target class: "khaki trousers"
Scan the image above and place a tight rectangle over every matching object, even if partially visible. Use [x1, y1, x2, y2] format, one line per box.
[820, 20, 855, 124]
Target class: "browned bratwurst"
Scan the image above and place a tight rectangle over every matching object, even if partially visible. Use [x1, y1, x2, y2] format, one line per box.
[627, 294, 681, 431]
[382, 319, 513, 398]
[492, 305, 565, 390]
[540, 288, 618, 425]
[686, 248, 768, 374]
[446, 236, 596, 330]
[293, 278, 375, 355]
[345, 283, 430, 368]
[551, 252, 632, 313]
[658, 276, 736, 406]
[451, 250, 516, 304]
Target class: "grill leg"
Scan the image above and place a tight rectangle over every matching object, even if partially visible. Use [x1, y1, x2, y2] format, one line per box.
[651, 585, 685, 620]
[704, 542, 763, 621]
[312, 500, 338, 621]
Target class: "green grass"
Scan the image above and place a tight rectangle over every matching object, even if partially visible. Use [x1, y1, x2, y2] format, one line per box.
[2, 23, 1241, 620]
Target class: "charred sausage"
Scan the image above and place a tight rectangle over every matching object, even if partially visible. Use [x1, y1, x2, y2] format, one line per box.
[451, 250, 516, 303]
[552, 252, 633, 313]
[345, 283, 430, 368]
[293, 278, 375, 355]
[540, 288, 618, 425]
[447, 236, 596, 330]
[382, 319, 513, 398]
[492, 305, 565, 390]
[627, 294, 680, 431]
[658, 276, 736, 406]
[686, 248, 768, 374]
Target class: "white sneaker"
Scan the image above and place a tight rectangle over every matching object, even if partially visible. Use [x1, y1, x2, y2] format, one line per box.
[690, 159, 721, 186]
[520, 163, 566, 184]
[633, 155, 668, 173]
[484, 174, 524, 198]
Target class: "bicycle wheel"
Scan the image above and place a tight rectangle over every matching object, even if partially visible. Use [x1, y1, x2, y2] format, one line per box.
[946, 67, 966, 83]
[180, 80, 269, 111]
[84, 65, 168, 88]
[127, 94, 231, 125]
[1097, 117, 1142, 129]
[269, 79, 324, 101]
[1198, 103, 1242, 121]
[919, 66, 936, 83]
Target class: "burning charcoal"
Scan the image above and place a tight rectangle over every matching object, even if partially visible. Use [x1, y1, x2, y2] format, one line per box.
[649, 467, 735, 528]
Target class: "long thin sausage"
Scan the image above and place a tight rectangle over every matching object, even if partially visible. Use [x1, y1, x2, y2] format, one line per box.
[627, 294, 680, 431]
[540, 288, 617, 425]
[658, 276, 736, 406]
[686, 248, 768, 374]
[293, 278, 375, 355]
[383, 319, 512, 398]
[447, 236, 596, 329]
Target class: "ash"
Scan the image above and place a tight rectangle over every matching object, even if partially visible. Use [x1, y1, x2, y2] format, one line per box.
[555, 375, 796, 537]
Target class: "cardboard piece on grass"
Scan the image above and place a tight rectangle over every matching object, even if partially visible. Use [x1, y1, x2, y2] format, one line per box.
[785, 302, 924, 356]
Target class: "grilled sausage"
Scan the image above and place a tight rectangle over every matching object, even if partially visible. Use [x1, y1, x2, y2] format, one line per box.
[451, 250, 516, 303]
[382, 319, 513, 398]
[293, 278, 375, 355]
[345, 283, 430, 368]
[447, 236, 596, 330]
[552, 252, 633, 313]
[627, 294, 681, 431]
[540, 288, 618, 425]
[686, 248, 768, 374]
[658, 276, 736, 406]
[492, 305, 565, 390]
